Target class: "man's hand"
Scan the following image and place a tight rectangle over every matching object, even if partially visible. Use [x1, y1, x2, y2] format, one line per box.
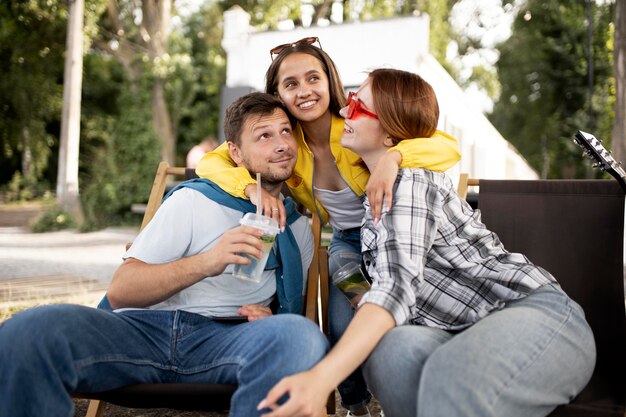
[200, 225, 264, 277]
[238, 304, 272, 321]
[366, 150, 401, 224]
[258, 370, 333, 417]
[245, 184, 286, 230]
[108, 225, 265, 309]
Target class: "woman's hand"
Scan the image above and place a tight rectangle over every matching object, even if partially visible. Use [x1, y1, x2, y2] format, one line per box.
[258, 304, 395, 417]
[238, 304, 272, 321]
[258, 370, 333, 417]
[245, 184, 286, 230]
[366, 150, 401, 223]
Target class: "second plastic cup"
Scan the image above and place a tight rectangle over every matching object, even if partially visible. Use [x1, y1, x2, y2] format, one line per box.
[331, 261, 371, 308]
[233, 213, 280, 283]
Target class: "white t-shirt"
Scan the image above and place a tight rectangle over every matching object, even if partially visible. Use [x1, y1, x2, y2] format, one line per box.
[122, 188, 314, 317]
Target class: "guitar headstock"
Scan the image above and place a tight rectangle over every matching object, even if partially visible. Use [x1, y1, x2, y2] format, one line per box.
[573, 130, 626, 192]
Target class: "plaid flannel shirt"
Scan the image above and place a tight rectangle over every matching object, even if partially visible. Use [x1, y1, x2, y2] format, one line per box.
[360, 169, 556, 330]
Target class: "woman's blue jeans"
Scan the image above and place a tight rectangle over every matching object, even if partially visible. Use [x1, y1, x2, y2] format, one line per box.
[362, 284, 596, 417]
[328, 227, 372, 411]
[0, 304, 328, 417]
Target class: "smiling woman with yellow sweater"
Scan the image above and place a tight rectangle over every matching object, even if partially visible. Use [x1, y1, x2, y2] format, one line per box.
[196, 38, 460, 417]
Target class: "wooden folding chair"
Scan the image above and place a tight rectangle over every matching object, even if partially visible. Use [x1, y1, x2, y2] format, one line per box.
[456, 172, 480, 200]
[74, 161, 332, 416]
[457, 175, 626, 416]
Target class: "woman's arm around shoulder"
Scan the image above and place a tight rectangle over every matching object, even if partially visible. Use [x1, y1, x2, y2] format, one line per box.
[195, 141, 255, 199]
[394, 130, 461, 172]
[196, 142, 287, 228]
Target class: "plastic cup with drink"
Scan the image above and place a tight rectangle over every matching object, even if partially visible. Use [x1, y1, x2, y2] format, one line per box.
[232, 173, 280, 283]
[232, 212, 279, 283]
[330, 253, 371, 308]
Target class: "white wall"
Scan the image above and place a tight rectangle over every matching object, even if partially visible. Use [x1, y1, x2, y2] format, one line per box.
[221, 7, 538, 181]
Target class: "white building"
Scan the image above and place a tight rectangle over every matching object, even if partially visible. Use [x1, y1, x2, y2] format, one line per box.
[220, 7, 538, 181]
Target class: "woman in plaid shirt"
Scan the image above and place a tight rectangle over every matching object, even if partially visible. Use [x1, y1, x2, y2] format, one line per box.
[259, 68, 595, 417]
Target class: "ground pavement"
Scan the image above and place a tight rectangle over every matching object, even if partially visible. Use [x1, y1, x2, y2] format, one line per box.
[0, 226, 136, 311]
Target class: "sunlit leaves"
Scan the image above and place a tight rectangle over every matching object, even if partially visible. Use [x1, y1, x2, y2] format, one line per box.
[490, 0, 615, 178]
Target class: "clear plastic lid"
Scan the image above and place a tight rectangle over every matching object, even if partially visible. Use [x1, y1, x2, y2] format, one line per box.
[239, 213, 280, 236]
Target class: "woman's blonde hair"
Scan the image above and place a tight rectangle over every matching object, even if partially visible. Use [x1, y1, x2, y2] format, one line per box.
[368, 68, 439, 144]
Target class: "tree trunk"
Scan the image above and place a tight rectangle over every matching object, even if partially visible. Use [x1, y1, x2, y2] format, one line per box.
[98, 0, 142, 86]
[312, 0, 333, 25]
[143, 0, 175, 165]
[57, 0, 84, 224]
[612, 0, 626, 165]
[152, 78, 175, 164]
[540, 134, 550, 179]
[21, 126, 31, 179]
[97, 0, 176, 165]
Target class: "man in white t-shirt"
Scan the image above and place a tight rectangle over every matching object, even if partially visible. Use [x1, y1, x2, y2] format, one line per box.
[0, 93, 328, 417]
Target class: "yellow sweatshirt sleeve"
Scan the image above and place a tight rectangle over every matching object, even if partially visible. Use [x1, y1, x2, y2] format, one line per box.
[194, 142, 255, 199]
[392, 130, 461, 172]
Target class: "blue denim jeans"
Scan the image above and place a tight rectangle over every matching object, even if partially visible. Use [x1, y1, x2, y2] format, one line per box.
[0, 304, 328, 417]
[328, 227, 372, 411]
[362, 284, 596, 417]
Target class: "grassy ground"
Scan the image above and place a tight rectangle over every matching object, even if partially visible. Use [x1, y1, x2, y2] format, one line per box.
[0, 290, 104, 323]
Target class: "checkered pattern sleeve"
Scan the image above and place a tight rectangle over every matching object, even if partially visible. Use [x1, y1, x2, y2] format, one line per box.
[359, 170, 442, 325]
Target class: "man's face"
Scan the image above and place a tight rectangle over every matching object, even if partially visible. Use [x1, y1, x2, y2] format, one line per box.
[228, 108, 297, 186]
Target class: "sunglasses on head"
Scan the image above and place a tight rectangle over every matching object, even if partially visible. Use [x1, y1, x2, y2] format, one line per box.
[346, 92, 379, 120]
[270, 37, 322, 60]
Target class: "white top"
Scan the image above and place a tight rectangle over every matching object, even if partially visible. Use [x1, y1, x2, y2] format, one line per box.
[314, 186, 364, 230]
[122, 188, 314, 317]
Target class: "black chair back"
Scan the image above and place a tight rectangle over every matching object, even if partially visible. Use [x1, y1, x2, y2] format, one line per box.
[477, 180, 625, 416]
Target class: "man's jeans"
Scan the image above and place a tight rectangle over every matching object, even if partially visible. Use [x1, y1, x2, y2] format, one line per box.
[328, 227, 372, 412]
[362, 284, 596, 417]
[0, 305, 328, 417]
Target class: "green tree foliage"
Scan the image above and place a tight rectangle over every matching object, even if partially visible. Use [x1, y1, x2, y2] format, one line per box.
[79, 2, 226, 229]
[219, 0, 303, 29]
[80, 2, 227, 228]
[416, 0, 454, 66]
[0, 0, 66, 197]
[611, 0, 626, 164]
[81, 75, 160, 230]
[174, 3, 226, 162]
[490, 0, 614, 178]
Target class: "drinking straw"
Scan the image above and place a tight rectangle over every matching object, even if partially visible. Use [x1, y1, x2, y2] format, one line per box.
[256, 172, 261, 216]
